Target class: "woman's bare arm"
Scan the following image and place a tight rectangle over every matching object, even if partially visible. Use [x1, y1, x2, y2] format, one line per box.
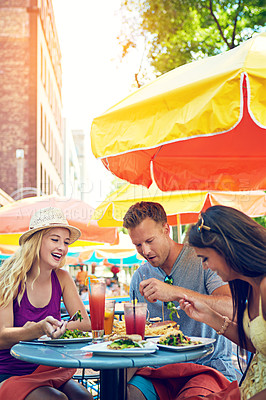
[260, 276, 266, 320]
[179, 295, 255, 352]
[57, 269, 91, 331]
[0, 301, 66, 349]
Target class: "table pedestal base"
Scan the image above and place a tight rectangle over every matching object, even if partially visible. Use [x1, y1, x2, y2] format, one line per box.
[100, 368, 127, 400]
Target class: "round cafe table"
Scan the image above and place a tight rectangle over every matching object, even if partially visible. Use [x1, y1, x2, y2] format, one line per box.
[11, 340, 214, 400]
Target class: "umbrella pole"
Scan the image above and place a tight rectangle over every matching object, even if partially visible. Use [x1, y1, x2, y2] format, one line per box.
[172, 214, 181, 243]
[120, 258, 123, 295]
[177, 214, 181, 243]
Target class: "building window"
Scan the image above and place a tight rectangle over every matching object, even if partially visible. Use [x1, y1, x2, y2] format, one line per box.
[44, 57, 46, 89]
[44, 114, 47, 149]
[40, 163, 43, 193]
[40, 104, 43, 143]
[40, 46, 43, 82]
[44, 169, 47, 194]
[47, 123, 50, 156]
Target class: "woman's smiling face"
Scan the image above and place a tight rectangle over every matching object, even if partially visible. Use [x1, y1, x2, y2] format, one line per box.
[193, 246, 239, 282]
[40, 228, 70, 269]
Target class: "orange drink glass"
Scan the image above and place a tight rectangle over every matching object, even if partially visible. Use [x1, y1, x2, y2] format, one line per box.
[88, 280, 106, 341]
[104, 300, 115, 335]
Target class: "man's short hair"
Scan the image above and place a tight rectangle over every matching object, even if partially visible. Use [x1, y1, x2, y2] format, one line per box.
[123, 201, 167, 229]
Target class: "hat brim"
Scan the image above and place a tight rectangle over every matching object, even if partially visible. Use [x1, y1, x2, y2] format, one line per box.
[19, 224, 81, 246]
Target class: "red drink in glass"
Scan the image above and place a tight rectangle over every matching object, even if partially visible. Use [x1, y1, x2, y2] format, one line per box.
[88, 281, 106, 340]
[124, 302, 147, 339]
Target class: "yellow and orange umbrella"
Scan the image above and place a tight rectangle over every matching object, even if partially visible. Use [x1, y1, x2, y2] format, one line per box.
[91, 32, 266, 192]
[0, 195, 119, 246]
[92, 183, 266, 227]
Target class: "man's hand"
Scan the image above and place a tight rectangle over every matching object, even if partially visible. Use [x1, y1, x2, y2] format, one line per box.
[139, 278, 177, 303]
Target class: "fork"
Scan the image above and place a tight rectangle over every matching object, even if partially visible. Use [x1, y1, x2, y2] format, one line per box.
[172, 305, 181, 311]
[67, 310, 81, 323]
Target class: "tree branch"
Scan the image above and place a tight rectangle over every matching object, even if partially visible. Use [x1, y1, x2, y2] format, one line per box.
[207, 0, 231, 48]
[231, 0, 243, 47]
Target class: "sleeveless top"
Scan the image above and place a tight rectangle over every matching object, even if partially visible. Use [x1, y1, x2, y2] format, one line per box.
[241, 297, 266, 399]
[0, 270, 62, 376]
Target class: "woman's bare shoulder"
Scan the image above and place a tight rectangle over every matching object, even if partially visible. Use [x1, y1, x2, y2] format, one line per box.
[56, 269, 73, 284]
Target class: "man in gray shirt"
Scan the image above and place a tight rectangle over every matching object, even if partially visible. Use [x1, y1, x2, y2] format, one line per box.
[123, 201, 236, 400]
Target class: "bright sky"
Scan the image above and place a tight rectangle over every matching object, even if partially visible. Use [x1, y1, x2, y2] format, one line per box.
[52, 0, 140, 207]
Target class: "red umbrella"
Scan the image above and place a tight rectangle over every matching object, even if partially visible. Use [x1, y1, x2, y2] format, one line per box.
[0, 195, 119, 246]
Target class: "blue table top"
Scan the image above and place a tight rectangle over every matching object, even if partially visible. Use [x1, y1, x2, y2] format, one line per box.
[11, 341, 214, 370]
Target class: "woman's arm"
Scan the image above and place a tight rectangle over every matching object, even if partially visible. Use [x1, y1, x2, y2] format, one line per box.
[0, 301, 67, 349]
[249, 389, 266, 400]
[57, 269, 91, 331]
[260, 276, 266, 320]
[179, 295, 256, 352]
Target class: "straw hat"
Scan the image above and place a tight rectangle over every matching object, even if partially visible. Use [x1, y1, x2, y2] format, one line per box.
[19, 207, 81, 245]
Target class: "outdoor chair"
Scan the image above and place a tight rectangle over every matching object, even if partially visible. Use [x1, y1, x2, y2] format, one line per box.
[73, 369, 100, 399]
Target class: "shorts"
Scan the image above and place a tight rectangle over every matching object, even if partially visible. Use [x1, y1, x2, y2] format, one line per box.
[0, 374, 13, 383]
[128, 375, 159, 400]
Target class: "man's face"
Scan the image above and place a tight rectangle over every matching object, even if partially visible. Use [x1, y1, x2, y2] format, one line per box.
[128, 218, 171, 268]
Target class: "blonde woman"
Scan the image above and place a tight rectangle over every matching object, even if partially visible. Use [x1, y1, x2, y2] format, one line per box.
[0, 207, 93, 400]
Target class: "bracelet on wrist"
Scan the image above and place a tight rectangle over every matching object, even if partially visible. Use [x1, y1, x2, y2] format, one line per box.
[216, 316, 230, 335]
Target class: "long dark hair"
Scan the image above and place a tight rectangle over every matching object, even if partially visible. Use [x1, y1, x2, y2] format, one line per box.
[188, 205, 266, 349]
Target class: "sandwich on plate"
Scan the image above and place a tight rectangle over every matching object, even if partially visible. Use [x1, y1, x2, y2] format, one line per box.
[107, 334, 143, 349]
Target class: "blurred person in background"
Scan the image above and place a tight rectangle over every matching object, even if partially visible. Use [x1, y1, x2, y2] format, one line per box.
[75, 264, 88, 287]
[105, 277, 114, 297]
[79, 285, 89, 302]
[90, 262, 97, 275]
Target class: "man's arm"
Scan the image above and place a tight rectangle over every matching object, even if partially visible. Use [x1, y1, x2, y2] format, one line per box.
[139, 278, 233, 319]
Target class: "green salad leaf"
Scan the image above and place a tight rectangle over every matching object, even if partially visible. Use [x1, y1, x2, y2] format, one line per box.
[167, 301, 179, 321]
[60, 329, 90, 339]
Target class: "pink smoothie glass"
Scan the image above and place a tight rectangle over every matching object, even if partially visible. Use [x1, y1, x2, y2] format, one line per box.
[124, 302, 147, 339]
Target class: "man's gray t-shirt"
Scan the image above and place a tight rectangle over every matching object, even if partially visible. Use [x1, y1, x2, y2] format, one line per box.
[129, 244, 236, 381]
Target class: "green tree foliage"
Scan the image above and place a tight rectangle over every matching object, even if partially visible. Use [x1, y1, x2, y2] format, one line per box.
[254, 216, 266, 228]
[119, 0, 266, 80]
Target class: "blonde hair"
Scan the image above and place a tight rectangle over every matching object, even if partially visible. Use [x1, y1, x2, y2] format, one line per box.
[0, 228, 66, 308]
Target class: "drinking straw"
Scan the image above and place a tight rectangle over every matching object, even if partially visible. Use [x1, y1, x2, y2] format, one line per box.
[88, 276, 92, 295]
[162, 302, 164, 322]
[133, 289, 136, 332]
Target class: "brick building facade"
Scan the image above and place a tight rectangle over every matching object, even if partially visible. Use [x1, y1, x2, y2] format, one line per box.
[0, 0, 64, 199]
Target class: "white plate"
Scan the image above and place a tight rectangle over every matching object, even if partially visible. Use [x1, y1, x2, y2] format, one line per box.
[157, 336, 216, 351]
[145, 335, 163, 339]
[82, 341, 158, 356]
[38, 334, 93, 344]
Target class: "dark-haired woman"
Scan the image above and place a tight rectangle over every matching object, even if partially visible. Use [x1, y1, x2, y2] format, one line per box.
[180, 205, 266, 399]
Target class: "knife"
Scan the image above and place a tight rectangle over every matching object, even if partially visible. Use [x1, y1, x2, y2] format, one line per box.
[19, 341, 65, 347]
